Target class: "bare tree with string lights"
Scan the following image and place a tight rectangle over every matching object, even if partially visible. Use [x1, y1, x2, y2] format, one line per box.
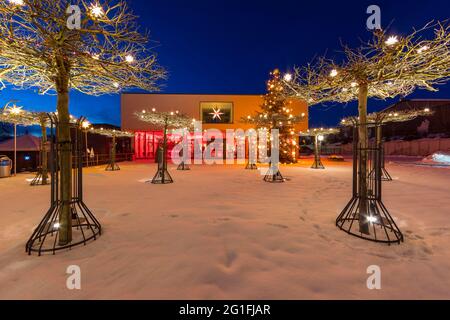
[0, 102, 37, 176]
[0, 0, 166, 249]
[341, 108, 433, 181]
[90, 127, 134, 171]
[284, 21, 450, 244]
[136, 109, 193, 184]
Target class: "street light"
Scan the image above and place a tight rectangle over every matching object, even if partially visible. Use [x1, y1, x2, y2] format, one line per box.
[4, 103, 24, 176]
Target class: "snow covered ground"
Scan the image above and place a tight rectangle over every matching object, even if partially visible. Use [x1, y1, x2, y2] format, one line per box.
[0, 159, 450, 300]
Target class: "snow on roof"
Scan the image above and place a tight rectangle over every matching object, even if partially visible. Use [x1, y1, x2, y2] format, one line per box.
[0, 134, 41, 152]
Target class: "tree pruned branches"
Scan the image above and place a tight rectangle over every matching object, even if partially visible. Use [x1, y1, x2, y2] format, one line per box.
[0, 0, 166, 96]
[284, 21, 450, 105]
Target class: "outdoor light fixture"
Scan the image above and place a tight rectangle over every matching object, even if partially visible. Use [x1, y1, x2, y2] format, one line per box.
[417, 45, 430, 54]
[283, 73, 293, 82]
[82, 121, 91, 129]
[330, 69, 338, 77]
[424, 108, 430, 112]
[317, 135, 325, 142]
[125, 55, 135, 63]
[385, 36, 399, 46]
[8, 0, 24, 6]
[90, 4, 104, 18]
[8, 105, 23, 115]
[367, 216, 378, 223]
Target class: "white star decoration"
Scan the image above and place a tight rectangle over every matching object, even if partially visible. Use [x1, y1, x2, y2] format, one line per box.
[209, 107, 225, 121]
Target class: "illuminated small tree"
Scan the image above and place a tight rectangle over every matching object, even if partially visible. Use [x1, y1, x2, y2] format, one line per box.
[136, 109, 193, 184]
[284, 22, 450, 242]
[300, 128, 339, 169]
[0, 0, 165, 246]
[90, 127, 134, 171]
[0, 102, 37, 176]
[244, 69, 305, 164]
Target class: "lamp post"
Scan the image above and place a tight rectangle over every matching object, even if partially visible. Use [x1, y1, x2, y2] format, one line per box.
[82, 120, 91, 166]
[2, 103, 24, 176]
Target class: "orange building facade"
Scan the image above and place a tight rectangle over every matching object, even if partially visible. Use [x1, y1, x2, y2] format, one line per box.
[121, 93, 308, 159]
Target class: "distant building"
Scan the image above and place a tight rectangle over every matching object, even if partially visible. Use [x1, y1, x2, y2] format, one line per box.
[0, 134, 41, 172]
[381, 99, 450, 140]
[121, 93, 308, 159]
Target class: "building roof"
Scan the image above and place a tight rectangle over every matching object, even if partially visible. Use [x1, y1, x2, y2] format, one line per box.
[0, 134, 41, 152]
[383, 99, 450, 112]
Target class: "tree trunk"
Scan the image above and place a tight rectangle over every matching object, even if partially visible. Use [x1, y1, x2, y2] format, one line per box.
[57, 80, 72, 245]
[314, 135, 320, 164]
[358, 83, 370, 235]
[163, 122, 168, 170]
[111, 135, 116, 167]
[40, 122, 48, 185]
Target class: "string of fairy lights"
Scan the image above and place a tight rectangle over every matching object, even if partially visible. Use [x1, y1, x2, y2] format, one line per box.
[89, 127, 135, 138]
[136, 109, 194, 130]
[242, 69, 306, 164]
[340, 108, 433, 127]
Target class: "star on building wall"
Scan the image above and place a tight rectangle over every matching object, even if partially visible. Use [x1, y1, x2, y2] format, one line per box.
[209, 107, 225, 120]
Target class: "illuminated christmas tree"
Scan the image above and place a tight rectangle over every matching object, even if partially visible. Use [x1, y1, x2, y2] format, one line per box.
[245, 69, 305, 164]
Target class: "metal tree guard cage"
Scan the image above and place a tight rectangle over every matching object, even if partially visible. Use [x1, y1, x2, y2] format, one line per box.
[336, 127, 403, 245]
[150, 125, 173, 184]
[246, 162, 258, 170]
[380, 143, 393, 181]
[105, 136, 120, 171]
[177, 161, 190, 171]
[30, 147, 49, 186]
[30, 117, 50, 186]
[369, 126, 393, 182]
[177, 149, 190, 171]
[311, 135, 325, 170]
[151, 146, 173, 184]
[26, 115, 102, 255]
[263, 163, 285, 183]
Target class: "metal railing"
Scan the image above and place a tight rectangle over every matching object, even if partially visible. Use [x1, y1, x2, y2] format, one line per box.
[79, 153, 134, 167]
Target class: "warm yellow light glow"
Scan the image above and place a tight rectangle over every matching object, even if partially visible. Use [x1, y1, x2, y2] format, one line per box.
[318, 135, 325, 142]
[283, 73, 293, 82]
[367, 216, 378, 223]
[82, 121, 91, 129]
[417, 45, 430, 54]
[90, 4, 104, 18]
[424, 108, 430, 112]
[8, 105, 23, 115]
[125, 55, 135, 63]
[351, 82, 358, 88]
[385, 36, 399, 46]
[8, 0, 24, 6]
[330, 69, 338, 77]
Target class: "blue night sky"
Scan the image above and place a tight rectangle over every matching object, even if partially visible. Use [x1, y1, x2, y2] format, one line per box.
[1, 0, 450, 129]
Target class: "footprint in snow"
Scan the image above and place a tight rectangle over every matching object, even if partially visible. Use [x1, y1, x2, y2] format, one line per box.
[268, 223, 289, 229]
